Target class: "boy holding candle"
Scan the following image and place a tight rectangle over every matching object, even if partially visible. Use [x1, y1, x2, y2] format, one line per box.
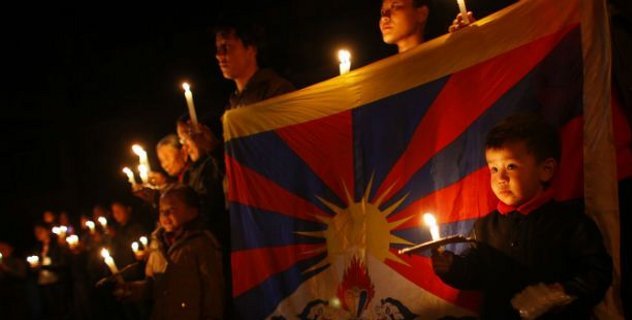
[431, 113, 613, 319]
[118, 184, 225, 320]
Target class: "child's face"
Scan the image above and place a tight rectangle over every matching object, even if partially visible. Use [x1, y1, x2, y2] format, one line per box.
[485, 141, 555, 207]
[159, 194, 196, 233]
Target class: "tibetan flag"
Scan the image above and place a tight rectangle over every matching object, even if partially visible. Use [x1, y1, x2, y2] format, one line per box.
[223, 0, 622, 318]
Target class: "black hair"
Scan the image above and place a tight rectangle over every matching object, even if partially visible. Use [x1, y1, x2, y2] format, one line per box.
[160, 183, 201, 210]
[213, 11, 267, 65]
[413, 0, 431, 8]
[485, 112, 561, 163]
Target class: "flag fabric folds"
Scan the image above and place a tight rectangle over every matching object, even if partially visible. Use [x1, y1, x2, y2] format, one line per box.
[223, 0, 622, 318]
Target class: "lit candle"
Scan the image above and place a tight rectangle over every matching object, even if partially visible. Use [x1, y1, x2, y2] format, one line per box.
[27, 255, 40, 268]
[66, 235, 79, 248]
[97, 217, 108, 228]
[59, 226, 68, 238]
[338, 49, 351, 75]
[122, 167, 137, 186]
[182, 83, 199, 128]
[52, 226, 60, 235]
[139, 236, 148, 249]
[100, 248, 120, 274]
[138, 164, 149, 185]
[131, 241, 140, 253]
[0, 252, 3, 263]
[132, 144, 151, 171]
[456, 0, 470, 24]
[423, 213, 441, 241]
[85, 220, 96, 233]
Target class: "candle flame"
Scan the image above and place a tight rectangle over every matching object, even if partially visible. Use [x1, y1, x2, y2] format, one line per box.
[131, 242, 139, 252]
[97, 217, 107, 227]
[122, 167, 133, 175]
[100, 248, 111, 259]
[338, 49, 351, 63]
[422, 212, 441, 241]
[85, 221, 95, 229]
[66, 235, 78, 244]
[139, 236, 148, 246]
[27, 255, 39, 264]
[423, 213, 437, 227]
[132, 144, 146, 156]
[52, 226, 60, 234]
[182, 82, 191, 92]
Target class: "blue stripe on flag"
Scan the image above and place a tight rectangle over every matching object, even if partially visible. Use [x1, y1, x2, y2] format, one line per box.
[352, 76, 450, 202]
[226, 131, 345, 214]
[230, 203, 326, 251]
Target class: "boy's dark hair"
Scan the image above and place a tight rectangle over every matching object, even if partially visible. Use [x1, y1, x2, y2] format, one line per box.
[214, 12, 265, 51]
[161, 183, 201, 210]
[413, 0, 431, 8]
[485, 113, 561, 163]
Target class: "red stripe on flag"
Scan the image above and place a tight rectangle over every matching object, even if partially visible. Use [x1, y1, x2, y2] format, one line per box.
[385, 252, 481, 312]
[553, 116, 584, 201]
[276, 111, 354, 204]
[226, 155, 330, 222]
[232, 244, 324, 297]
[375, 25, 579, 203]
[389, 168, 496, 229]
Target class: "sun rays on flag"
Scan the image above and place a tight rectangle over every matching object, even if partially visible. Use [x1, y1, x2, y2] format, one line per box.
[297, 177, 415, 273]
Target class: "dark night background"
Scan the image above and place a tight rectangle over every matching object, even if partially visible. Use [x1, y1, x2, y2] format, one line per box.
[7, 0, 622, 254]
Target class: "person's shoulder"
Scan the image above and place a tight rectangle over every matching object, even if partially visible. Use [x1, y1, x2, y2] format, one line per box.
[259, 68, 294, 93]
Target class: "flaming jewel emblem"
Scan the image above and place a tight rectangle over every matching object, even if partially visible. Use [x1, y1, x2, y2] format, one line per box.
[337, 256, 375, 318]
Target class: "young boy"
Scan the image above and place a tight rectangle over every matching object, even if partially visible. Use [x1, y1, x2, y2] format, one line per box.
[431, 113, 613, 319]
[121, 184, 225, 320]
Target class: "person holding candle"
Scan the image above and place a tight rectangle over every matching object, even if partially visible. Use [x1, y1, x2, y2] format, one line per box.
[156, 134, 190, 183]
[430, 113, 613, 319]
[380, 0, 478, 53]
[111, 200, 148, 274]
[379, 0, 430, 53]
[31, 222, 70, 319]
[214, 13, 294, 110]
[117, 184, 225, 319]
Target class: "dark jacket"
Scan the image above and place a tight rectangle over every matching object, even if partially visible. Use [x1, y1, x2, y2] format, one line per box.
[228, 68, 294, 109]
[437, 201, 612, 319]
[183, 154, 228, 248]
[133, 217, 225, 320]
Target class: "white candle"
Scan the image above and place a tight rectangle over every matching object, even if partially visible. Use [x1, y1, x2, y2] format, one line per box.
[456, 0, 470, 24]
[131, 242, 140, 253]
[122, 167, 137, 186]
[182, 83, 199, 128]
[139, 236, 148, 249]
[27, 255, 39, 268]
[97, 217, 108, 228]
[138, 164, 149, 185]
[423, 213, 441, 241]
[132, 144, 151, 171]
[85, 220, 96, 233]
[100, 248, 120, 274]
[338, 49, 351, 75]
[66, 235, 79, 248]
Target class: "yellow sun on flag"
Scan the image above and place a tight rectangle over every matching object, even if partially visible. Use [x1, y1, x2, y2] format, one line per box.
[298, 178, 415, 270]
